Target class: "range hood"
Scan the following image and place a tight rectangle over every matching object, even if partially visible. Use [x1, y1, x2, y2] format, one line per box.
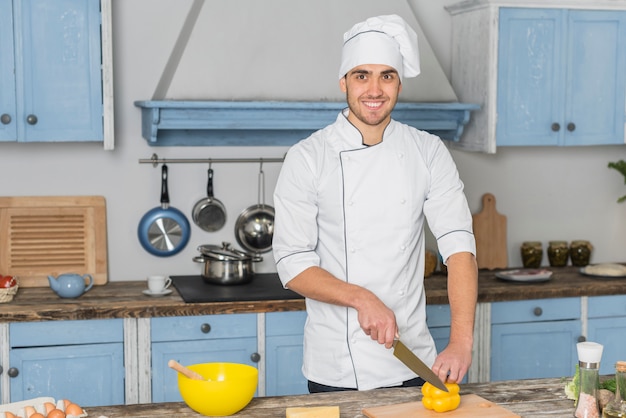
[134, 0, 478, 146]
[134, 100, 478, 146]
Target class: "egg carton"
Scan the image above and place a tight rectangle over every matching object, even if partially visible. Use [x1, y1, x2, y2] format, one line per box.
[0, 397, 87, 418]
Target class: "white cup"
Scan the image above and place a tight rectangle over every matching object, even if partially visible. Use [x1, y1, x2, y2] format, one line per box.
[147, 275, 172, 293]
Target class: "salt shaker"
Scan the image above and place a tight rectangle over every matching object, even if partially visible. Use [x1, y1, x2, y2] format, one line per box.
[574, 341, 603, 418]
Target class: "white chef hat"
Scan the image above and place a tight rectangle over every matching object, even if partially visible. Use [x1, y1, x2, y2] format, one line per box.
[338, 14, 420, 80]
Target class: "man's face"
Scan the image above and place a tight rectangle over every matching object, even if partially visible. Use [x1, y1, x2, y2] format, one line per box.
[340, 64, 402, 129]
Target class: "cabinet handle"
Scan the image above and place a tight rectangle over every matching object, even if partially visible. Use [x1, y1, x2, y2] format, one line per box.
[7, 367, 19, 378]
[578, 336, 586, 343]
[551, 123, 560, 132]
[0, 365, 3, 375]
[567, 122, 576, 132]
[200, 323, 211, 334]
[26, 114, 38, 125]
[533, 307, 543, 316]
[250, 352, 261, 363]
[0, 114, 11, 125]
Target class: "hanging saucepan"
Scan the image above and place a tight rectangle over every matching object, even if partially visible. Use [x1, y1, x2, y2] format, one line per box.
[191, 166, 227, 232]
[234, 163, 275, 254]
[137, 164, 191, 257]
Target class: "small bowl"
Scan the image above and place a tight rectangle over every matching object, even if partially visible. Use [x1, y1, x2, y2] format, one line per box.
[177, 362, 258, 416]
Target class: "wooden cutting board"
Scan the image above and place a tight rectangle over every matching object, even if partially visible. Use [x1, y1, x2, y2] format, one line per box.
[472, 193, 507, 270]
[362, 394, 520, 417]
[0, 196, 108, 287]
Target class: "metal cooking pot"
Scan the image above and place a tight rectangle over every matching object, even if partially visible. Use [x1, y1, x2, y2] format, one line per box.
[193, 242, 262, 285]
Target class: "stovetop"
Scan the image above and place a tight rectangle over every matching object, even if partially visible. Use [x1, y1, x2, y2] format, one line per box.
[171, 273, 303, 303]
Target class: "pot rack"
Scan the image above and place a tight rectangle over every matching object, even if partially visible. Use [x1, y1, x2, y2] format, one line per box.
[139, 153, 284, 167]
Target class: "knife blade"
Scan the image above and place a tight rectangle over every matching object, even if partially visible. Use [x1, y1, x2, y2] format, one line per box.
[392, 339, 448, 392]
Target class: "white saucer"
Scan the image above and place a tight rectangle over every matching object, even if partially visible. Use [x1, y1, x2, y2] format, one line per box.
[143, 288, 173, 297]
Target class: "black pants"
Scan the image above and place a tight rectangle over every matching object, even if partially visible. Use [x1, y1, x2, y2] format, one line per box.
[308, 377, 426, 393]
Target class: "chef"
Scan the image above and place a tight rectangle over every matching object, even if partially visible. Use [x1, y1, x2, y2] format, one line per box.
[273, 14, 478, 392]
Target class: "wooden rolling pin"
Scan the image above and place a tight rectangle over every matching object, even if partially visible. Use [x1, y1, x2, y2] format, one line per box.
[168, 359, 205, 380]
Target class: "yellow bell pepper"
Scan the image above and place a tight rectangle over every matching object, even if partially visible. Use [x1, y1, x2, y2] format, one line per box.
[421, 381, 461, 413]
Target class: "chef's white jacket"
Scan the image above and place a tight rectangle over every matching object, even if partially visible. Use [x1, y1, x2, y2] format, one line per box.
[273, 110, 475, 390]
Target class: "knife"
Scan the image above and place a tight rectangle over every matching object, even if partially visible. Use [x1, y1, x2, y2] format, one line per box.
[392, 339, 449, 392]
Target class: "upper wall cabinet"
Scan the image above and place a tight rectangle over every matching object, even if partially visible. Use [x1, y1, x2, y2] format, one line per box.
[446, 1, 626, 153]
[0, 0, 114, 149]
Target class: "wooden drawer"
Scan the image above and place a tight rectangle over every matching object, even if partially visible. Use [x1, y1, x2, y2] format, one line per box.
[10, 319, 123, 347]
[588, 294, 626, 318]
[491, 297, 580, 324]
[0, 196, 108, 287]
[151, 314, 257, 342]
[266, 311, 306, 337]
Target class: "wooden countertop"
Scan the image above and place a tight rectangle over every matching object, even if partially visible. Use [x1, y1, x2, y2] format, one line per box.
[1, 266, 625, 322]
[83, 377, 574, 417]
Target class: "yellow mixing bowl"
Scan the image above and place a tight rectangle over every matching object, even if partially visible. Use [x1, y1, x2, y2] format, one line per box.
[177, 362, 258, 416]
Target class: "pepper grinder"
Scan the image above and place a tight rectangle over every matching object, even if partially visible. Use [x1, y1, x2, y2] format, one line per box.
[574, 341, 603, 418]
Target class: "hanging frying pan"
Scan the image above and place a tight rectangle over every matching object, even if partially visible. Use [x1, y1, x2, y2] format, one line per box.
[138, 164, 191, 257]
[191, 166, 227, 232]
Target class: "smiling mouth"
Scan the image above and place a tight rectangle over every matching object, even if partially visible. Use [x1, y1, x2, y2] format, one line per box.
[363, 101, 384, 110]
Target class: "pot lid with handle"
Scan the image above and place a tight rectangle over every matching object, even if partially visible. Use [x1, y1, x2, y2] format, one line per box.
[197, 242, 261, 261]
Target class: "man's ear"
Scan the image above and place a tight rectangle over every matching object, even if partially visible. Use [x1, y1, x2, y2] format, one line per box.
[339, 76, 347, 93]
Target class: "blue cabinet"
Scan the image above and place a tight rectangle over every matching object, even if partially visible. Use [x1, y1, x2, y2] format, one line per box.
[0, 0, 104, 143]
[587, 295, 626, 375]
[265, 311, 307, 396]
[491, 298, 581, 381]
[426, 304, 452, 353]
[151, 314, 258, 402]
[9, 319, 124, 407]
[497, 8, 626, 147]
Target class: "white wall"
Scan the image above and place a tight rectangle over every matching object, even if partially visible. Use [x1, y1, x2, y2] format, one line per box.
[2, 0, 624, 283]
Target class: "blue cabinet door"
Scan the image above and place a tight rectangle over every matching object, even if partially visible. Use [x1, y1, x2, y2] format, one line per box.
[497, 8, 563, 146]
[2, 0, 103, 143]
[497, 8, 626, 147]
[265, 311, 307, 396]
[0, 0, 16, 141]
[9, 319, 125, 406]
[491, 320, 579, 381]
[151, 337, 258, 402]
[587, 295, 626, 375]
[490, 298, 581, 381]
[151, 314, 258, 402]
[9, 343, 124, 406]
[565, 10, 626, 146]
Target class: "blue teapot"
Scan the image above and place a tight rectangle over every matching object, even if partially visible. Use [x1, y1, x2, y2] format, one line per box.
[48, 273, 94, 298]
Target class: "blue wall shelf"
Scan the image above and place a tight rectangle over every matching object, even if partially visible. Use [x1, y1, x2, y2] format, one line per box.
[134, 100, 479, 146]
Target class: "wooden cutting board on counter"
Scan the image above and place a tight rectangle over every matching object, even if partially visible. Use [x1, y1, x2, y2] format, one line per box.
[0, 196, 108, 287]
[362, 394, 520, 417]
[472, 193, 507, 270]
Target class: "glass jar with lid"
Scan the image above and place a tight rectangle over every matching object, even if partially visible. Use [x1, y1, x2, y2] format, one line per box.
[521, 241, 543, 268]
[570, 240, 593, 267]
[548, 241, 569, 267]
